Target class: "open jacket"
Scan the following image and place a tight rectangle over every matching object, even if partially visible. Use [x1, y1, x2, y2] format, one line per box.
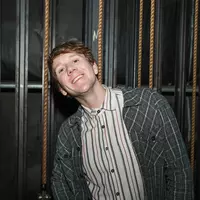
[51, 87, 193, 200]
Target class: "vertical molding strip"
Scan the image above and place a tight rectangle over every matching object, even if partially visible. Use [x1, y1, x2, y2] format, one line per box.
[15, 0, 29, 199]
[154, 0, 162, 92]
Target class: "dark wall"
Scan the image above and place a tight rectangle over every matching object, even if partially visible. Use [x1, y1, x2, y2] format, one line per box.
[0, 0, 83, 199]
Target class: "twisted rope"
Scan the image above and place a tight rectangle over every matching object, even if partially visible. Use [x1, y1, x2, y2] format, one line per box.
[149, 0, 155, 88]
[42, 0, 50, 186]
[98, 0, 104, 83]
[138, 0, 144, 87]
[190, 0, 199, 171]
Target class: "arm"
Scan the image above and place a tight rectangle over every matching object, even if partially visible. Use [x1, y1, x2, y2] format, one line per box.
[158, 102, 193, 200]
[51, 126, 75, 200]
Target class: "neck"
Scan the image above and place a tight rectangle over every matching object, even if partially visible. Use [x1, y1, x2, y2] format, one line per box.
[75, 81, 106, 109]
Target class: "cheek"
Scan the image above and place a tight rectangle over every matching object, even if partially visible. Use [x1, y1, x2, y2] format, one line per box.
[58, 75, 69, 85]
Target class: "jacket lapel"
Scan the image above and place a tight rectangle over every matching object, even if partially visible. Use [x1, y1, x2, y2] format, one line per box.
[122, 88, 149, 197]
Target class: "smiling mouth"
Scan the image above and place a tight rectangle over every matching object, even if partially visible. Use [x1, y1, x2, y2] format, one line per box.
[72, 75, 83, 84]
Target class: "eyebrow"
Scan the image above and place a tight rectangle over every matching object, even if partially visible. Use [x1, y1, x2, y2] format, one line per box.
[68, 54, 78, 58]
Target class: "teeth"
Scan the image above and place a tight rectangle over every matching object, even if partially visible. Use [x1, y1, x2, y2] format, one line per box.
[72, 75, 83, 84]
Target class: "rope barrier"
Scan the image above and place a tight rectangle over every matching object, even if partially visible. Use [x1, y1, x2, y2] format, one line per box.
[190, 0, 199, 171]
[98, 0, 104, 83]
[149, 0, 155, 88]
[38, 0, 51, 199]
[42, 0, 49, 186]
[138, 0, 144, 87]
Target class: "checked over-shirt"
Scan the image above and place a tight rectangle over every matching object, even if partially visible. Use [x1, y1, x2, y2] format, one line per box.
[81, 87, 144, 199]
[51, 87, 193, 200]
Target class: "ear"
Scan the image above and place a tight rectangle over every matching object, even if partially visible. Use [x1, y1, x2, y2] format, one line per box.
[92, 62, 98, 75]
[59, 87, 68, 96]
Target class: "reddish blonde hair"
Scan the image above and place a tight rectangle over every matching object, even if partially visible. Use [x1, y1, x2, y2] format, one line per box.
[48, 40, 95, 79]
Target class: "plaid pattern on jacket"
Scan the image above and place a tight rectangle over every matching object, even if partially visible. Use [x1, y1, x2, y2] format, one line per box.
[51, 87, 193, 200]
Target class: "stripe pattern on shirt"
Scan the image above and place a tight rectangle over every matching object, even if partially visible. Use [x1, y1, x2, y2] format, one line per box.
[81, 87, 144, 200]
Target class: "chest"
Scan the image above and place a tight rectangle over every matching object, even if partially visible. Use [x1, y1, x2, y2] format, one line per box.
[81, 108, 136, 173]
[123, 106, 165, 168]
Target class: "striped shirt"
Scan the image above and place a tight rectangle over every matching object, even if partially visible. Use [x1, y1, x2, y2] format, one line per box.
[81, 87, 144, 200]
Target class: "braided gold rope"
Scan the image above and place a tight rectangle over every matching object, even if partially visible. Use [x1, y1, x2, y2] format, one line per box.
[190, 0, 199, 171]
[98, 0, 103, 83]
[138, 0, 144, 88]
[42, 0, 50, 185]
[149, 0, 155, 88]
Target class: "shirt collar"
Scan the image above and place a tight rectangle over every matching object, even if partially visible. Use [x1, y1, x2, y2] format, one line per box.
[102, 86, 118, 111]
[81, 86, 117, 117]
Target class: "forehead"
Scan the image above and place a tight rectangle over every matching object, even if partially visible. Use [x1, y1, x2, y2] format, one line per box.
[52, 52, 85, 69]
[54, 52, 84, 62]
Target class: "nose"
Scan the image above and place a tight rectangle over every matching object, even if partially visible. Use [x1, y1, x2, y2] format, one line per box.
[67, 65, 76, 75]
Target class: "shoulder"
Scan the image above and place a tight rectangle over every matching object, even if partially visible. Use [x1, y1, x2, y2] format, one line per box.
[56, 108, 82, 150]
[117, 85, 169, 109]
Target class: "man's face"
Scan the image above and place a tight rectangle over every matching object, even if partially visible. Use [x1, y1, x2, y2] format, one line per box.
[52, 52, 98, 97]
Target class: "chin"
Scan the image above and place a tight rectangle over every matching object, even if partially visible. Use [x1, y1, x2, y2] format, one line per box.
[69, 81, 96, 96]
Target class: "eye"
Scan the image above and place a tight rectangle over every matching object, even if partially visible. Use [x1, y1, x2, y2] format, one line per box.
[73, 59, 79, 63]
[57, 67, 65, 74]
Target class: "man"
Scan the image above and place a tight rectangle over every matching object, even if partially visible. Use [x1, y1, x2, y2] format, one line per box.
[48, 40, 193, 200]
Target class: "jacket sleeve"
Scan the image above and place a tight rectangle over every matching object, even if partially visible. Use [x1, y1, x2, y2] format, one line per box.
[51, 126, 75, 200]
[158, 101, 194, 200]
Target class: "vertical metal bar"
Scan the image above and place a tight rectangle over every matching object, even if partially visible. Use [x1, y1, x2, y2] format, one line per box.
[174, 0, 187, 137]
[127, 0, 139, 88]
[188, 0, 195, 83]
[104, 0, 118, 87]
[0, 0, 2, 87]
[104, 0, 112, 86]
[84, 0, 99, 61]
[154, 0, 162, 92]
[83, 0, 92, 45]
[125, 0, 129, 87]
[125, 0, 136, 88]
[15, 0, 29, 199]
[112, 1, 118, 87]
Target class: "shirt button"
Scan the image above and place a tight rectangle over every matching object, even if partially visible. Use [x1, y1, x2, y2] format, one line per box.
[116, 192, 120, 196]
[97, 110, 101, 114]
[77, 147, 81, 151]
[110, 169, 114, 173]
[151, 136, 156, 142]
[105, 147, 109, 150]
[101, 125, 105, 129]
